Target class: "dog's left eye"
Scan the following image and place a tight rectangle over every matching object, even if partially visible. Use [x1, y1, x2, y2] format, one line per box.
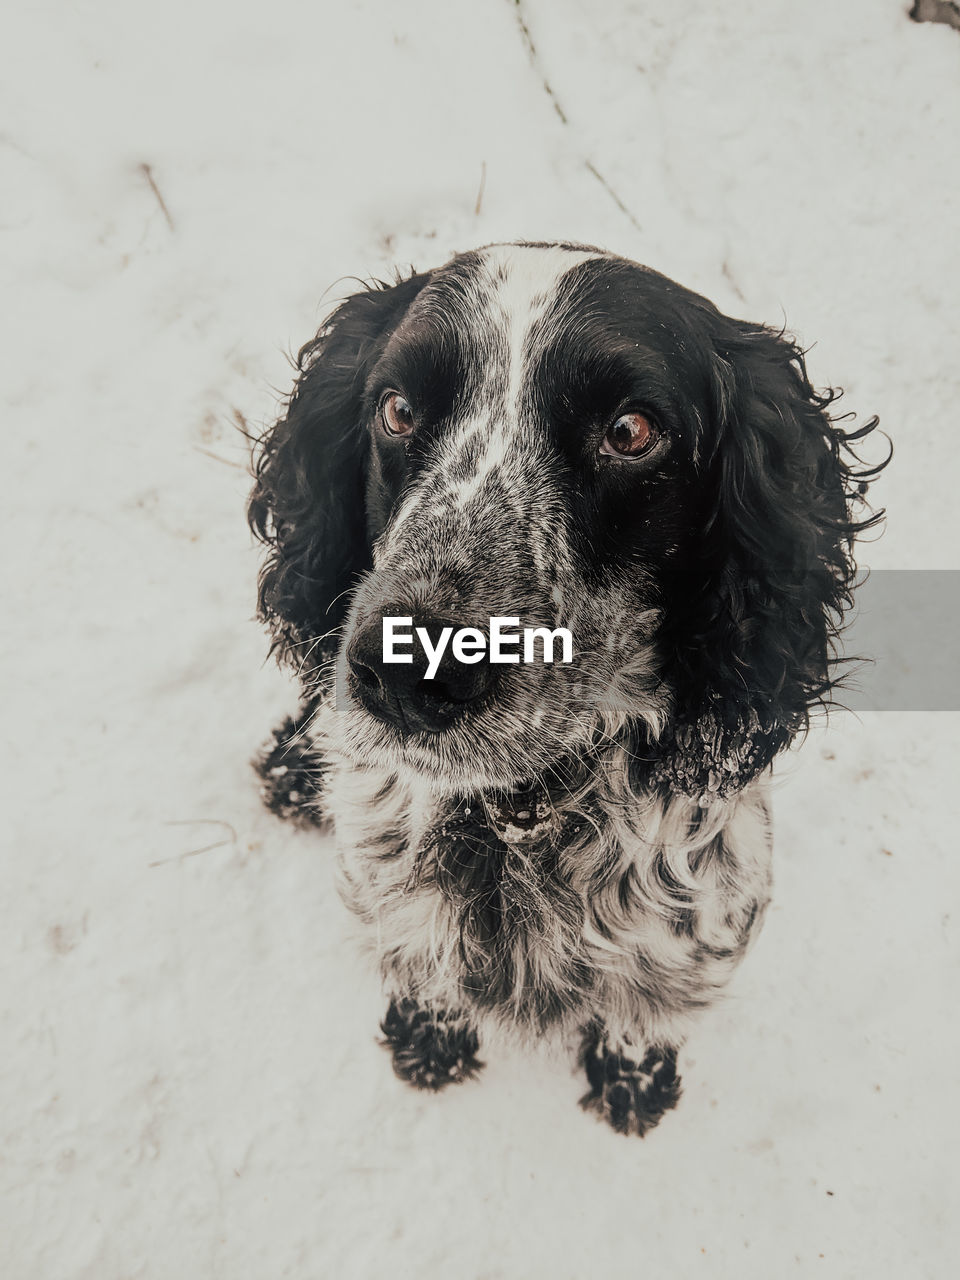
[600, 411, 660, 459]
[381, 392, 416, 438]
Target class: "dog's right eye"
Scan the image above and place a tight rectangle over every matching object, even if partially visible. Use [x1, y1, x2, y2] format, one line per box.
[600, 411, 660, 459]
[381, 393, 416, 438]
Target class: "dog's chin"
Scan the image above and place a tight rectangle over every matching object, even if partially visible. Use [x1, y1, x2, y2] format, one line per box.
[392, 749, 532, 799]
[338, 696, 569, 798]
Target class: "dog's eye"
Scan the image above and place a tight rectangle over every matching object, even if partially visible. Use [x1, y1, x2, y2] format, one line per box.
[600, 412, 659, 459]
[381, 393, 416, 438]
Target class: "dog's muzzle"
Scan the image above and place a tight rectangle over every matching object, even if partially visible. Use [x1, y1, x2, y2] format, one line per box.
[347, 614, 498, 735]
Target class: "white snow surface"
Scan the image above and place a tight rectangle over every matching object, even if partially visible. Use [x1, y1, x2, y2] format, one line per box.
[2, 1, 959, 1276]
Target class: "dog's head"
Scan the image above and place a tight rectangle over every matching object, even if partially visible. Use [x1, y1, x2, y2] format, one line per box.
[250, 243, 885, 798]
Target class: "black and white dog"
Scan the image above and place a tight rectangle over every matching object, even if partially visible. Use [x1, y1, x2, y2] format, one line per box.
[249, 242, 884, 1135]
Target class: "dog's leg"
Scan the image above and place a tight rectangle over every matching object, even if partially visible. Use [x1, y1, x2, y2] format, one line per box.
[380, 998, 484, 1091]
[578, 1022, 682, 1136]
[253, 696, 326, 827]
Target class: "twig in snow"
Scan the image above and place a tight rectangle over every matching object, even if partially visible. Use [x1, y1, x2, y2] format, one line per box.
[140, 162, 175, 231]
[149, 818, 238, 867]
[149, 834, 234, 865]
[475, 161, 487, 217]
[722, 259, 746, 303]
[510, 2, 643, 235]
[512, 0, 567, 124]
[193, 444, 247, 470]
[584, 160, 643, 234]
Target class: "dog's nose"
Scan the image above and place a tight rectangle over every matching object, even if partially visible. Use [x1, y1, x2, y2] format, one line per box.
[348, 615, 496, 733]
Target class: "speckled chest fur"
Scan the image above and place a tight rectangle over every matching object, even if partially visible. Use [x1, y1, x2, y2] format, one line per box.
[319, 702, 773, 1047]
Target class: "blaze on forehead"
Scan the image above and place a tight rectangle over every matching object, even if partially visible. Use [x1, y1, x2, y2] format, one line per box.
[366, 248, 562, 408]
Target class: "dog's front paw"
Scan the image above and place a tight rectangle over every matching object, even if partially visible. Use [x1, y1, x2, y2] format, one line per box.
[253, 713, 325, 827]
[579, 1027, 681, 1136]
[380, 999, 484, 1091]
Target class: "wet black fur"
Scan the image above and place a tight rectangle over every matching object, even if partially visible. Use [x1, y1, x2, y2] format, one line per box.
[252, 696, 326, 827]
[248, 274, 432, 655]
[380, 998, 484, 1090]
[248, 244, 888, 1135]
[579, 1025, 682, 1137]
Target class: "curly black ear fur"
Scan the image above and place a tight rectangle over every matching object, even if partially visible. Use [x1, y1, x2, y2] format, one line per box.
[646, 319, 889, 798]
[248, 270, 431, 665]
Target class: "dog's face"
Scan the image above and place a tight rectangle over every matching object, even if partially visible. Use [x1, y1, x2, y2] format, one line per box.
[341, 245, 700, 791]
[250, 243, 882, 798]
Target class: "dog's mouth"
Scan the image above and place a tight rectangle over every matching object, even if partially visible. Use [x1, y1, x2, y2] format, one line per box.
[477, 779, 557, 845]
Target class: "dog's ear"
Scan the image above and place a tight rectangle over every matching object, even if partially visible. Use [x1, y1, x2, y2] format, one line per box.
[248, 270, 430, 665]
[647, 318, 888, 798]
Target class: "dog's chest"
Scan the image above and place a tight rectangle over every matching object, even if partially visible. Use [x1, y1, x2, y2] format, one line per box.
[332, 771, 592, 1022]
[327, 758, 772, 1031]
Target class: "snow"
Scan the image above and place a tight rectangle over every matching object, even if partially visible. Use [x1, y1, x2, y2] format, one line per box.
[2, 0, 958, 1276]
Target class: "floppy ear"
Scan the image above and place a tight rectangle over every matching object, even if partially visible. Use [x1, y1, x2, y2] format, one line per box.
[647, 319, 888, 798]
[248, 270, 430, 666]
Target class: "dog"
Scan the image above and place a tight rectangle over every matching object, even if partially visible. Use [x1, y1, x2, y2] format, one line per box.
[248, 242, 884, 1135]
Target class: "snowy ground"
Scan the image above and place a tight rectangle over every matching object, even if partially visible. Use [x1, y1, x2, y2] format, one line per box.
[2, 1, 959, 1276]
